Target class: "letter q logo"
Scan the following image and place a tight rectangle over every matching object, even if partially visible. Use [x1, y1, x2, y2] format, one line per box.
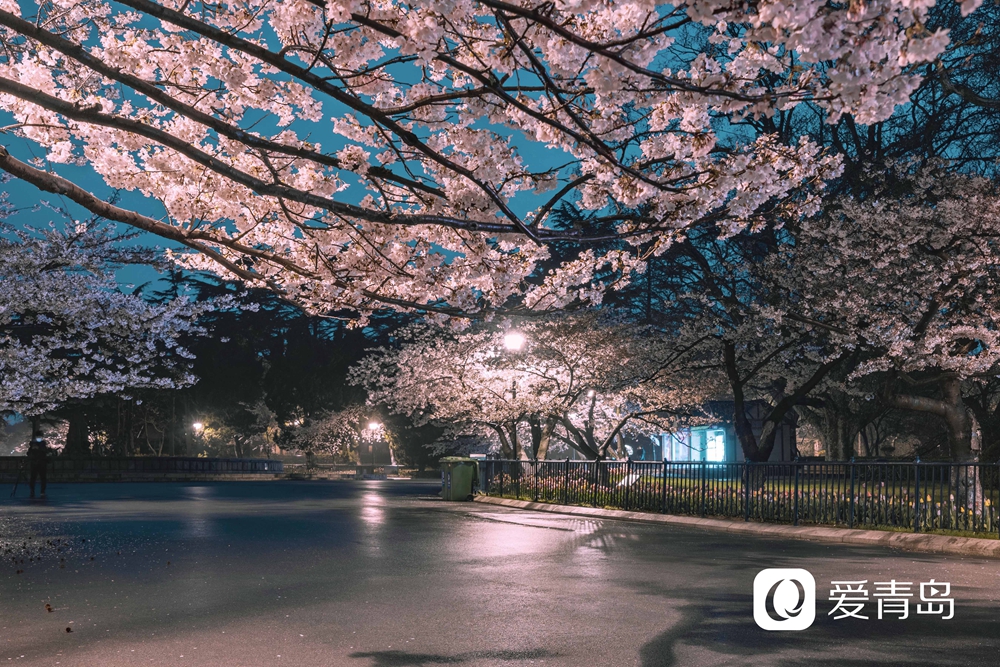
[753, 568, 816, 631]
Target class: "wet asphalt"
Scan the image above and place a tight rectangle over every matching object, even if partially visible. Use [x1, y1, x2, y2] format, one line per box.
[1, 480, 999, 667]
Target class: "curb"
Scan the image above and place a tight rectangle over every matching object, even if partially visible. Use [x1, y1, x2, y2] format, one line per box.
[473, 495, 1000, 559]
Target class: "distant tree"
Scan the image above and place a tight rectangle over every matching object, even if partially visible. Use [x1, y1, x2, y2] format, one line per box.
[353, 313, 714, 460]
[283, 405, 371, 462]
[0, 217, 209, 428]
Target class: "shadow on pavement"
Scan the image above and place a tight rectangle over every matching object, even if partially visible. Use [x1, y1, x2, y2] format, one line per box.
[638, 591, 999, 667]
[348, 648, 558, 666]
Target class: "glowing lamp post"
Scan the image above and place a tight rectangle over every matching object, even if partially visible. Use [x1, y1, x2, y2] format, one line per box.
[367, 421, 382, 466]
[192, 422, 204, 436]
[495, 330, 529, 459]
[502, 330, 527, 408]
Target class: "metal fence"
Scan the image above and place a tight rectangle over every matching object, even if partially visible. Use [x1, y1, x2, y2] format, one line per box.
[0, 456, 282, 474]
[479, 459, 1000, 538]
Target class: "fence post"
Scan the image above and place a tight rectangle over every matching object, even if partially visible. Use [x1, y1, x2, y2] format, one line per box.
[661, 459, 668, 514]
[622, 458, 631, 510]
[744, 461, 751, 522]
[700, 461, 707, 517]
[849, 457, 856, 529]
[793, 459, 800, 527]
[534, 460, 539, 502]
[592, 460, 599, 508]
[914, 457, 921, 533]
[563, 459, 570, 505]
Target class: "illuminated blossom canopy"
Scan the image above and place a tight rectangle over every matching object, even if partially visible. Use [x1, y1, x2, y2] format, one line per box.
[352, 314, 717, 459]
[0, 217, 212, 415]
[0, 0, 981, 320]
[285, 404, 381, 457]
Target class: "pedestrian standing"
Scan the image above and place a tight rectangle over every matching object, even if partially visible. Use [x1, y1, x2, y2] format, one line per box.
[26, 436, 50, 498]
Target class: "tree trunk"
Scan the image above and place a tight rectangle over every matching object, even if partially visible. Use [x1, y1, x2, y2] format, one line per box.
[890, 375, 981, 515]
[724, 342, 849, 462]
[170, 395, 176, 457]
[890, 375, 973, 462]
[529, 415, 555, 461]
[64, 412, 90, 458]
[944, 377, 973, 463]
[490, 424, 514, 459]
[123, 400, 135, 457]
[724, 341, 769, 462]
[827, 416, 857, 460]
[815, 395, 860, 461]
[507, 421, 524, 460]
[974, 412, 1000, 463]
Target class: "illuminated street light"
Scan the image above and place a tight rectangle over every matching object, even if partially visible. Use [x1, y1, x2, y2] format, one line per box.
[503, 331, 526, 351]
[502, 331, 527, 402]
[192, 422, 204, 435]
[587, 390, 596, 398]
[366, 422, 383, 467]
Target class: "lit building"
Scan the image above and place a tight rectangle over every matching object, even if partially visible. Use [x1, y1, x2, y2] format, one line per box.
[644, 402, 799, 463]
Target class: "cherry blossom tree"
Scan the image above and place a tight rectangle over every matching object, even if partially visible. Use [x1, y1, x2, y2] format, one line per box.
[354, 324, 535, 458]
[284, 403, 381, 460]
[352, 313, 715, 459]
[745, 169, 1000, 512]
[0, 214, 212, 418]
[649, 168, 1000, 464]
[782, 169, 1000, 464]
[0, 0, 980, 319]
[617, 220, 852, 462]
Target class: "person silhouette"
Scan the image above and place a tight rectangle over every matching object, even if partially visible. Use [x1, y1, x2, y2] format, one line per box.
[26, 436, 50, 498]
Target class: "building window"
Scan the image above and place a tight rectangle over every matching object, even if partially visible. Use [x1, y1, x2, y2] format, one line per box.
[663, 427, 727, 462]
[705, 428, 726, 462]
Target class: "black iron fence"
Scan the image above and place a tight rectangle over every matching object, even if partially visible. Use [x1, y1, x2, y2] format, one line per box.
[0, 456, 282, 474]
[479, 459, 1000, 538]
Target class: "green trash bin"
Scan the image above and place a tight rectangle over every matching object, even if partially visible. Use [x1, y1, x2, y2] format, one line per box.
[440, 457, 478, 501]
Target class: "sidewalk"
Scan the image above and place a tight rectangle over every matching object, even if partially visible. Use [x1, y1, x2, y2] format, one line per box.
[474, 495, 1000, 559]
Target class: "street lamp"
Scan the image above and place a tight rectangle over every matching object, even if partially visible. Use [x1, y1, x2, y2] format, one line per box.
[501, 332, 528, 457]
[503, 331, 525, 351]
[192, 422, 204, 435]
[367, 422, 382, 466]
[501, 332, 527, 402]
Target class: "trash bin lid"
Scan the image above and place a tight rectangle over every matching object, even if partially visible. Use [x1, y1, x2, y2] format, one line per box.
[440, 456, 477, 463]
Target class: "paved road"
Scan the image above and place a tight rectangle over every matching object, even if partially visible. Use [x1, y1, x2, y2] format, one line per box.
[1, 481, 999, 667]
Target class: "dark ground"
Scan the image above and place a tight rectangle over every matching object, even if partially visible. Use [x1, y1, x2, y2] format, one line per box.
[1, 480, 998, 667]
